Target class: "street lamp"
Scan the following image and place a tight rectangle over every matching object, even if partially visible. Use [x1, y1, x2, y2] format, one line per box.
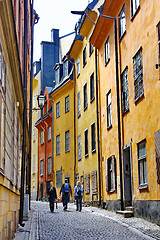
[37, 90, 46, 109]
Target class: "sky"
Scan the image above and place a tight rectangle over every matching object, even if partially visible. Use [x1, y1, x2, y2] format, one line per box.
[33, 0, 89, 62]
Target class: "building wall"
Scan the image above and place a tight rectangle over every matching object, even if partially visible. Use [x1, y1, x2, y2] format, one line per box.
[51, 80, 75, 195]
[91, 0, 160, 224]
[31, 76, 39, 200]
[0, 0, 31, 238]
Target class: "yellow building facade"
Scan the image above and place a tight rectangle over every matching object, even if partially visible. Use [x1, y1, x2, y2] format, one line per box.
[91, 0, 160, 224]
[50, 60, 75, 195]
[31, 70, 41, 200]
[68, 0, 104, 204]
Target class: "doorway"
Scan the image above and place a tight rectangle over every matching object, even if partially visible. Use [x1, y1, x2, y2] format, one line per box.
[123, 144, 133, 206]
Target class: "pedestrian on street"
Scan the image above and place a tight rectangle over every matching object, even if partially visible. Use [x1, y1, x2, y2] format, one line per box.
[74, 181, 83, 212]
[60, 179, 72, 210]
[48, 181, 57, 212]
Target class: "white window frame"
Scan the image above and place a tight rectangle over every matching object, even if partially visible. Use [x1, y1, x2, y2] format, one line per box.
[84, 128, 88, 157]
[65, 130, 70, 152]
[40, 130, 44, 145]
[40, 159, 44, 176]
[77, 58, 80, 77]
[47, 157, 52, 175]
[47, 125, 51, 141]
[78, 134, 81, 160]
[56, 101, 60, 118]
[65, 95, 69, 113]
[91, 122, 96, 152]
[83, 82, 88, 111]
[119, 4, 126, 39]
[90, 72, 94, 102]
[131, 0, 140, 18]
[105, 37, 110, 65]
[121, 67, 129, 114]
[56, 134, 60, 155]
[77, 91, 81, 117]
[106, 90, 112, 129]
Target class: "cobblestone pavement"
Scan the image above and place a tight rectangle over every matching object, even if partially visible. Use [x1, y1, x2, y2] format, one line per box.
[13, 201, 160, 240]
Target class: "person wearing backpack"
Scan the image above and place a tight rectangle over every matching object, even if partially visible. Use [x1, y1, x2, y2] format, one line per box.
[74, 181, 83, 212]
[60, 179, 72, 210]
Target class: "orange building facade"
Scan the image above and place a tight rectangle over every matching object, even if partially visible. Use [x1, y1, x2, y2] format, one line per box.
[35, 87, 54, 200]
[91, 0, 160, 224]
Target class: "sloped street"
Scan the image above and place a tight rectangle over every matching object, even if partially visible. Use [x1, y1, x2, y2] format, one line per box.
[13, 201, 160, 240]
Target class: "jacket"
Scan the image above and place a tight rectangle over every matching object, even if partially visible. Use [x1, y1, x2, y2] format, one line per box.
[74, 185, 83, 197]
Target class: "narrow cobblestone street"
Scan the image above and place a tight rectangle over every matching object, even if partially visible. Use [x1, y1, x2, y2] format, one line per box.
[13, 201, 160, 240]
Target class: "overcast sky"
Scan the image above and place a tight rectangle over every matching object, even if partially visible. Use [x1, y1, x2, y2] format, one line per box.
[33, 0, 89, 61]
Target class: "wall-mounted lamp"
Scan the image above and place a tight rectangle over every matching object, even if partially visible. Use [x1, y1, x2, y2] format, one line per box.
[37, 90, 46, 109]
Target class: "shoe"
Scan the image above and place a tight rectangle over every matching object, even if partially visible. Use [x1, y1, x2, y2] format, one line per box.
[76, 209, 78, 211]
[64, 206, 67, 211]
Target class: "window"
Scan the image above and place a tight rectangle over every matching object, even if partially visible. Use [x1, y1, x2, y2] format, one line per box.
[56, 134, 60, 155]
[40, 130, 44, 145]
[47, 125, 51, 141]
[85, 174, 90, 194]
[77, 58, 80, 77]
[55, 67, 60, 85]
[89, 42, 93, 56]
[65, 130, 70, 152]
[0, 52, 6, 89]
[0, 97, 5, 170]
[106, 90, 112, 129]
[157, 22, 160, 78]
[33, 123, 36, 142]
[92, 171, 97, 193]
[65, 95, 69, 113]
[131, 0, 140, 18]
[106, 156, 116, 192]
[47, 157, 51, 175]
[119, 5, 126, 39]
[154, 129, 160, 184]
[56, 170, 62, 187]
[56, 102, 60, 118]
[90, 72, 94, 102]
[84, 128, 88, 157]
[83, 82, 87, 110]
[133, 48, 143, 102]
[121, 67, 129, 114]
[105, 37, 110, 65]
[78, 134, 81, 160]
[83, 45, 87, 67]
[40, 159, 44, 176]
[91, 122, 96, 152]
[32, 154, 35, 174]
[77, 92, 81, 117]
[137, 140, 148, 187]
[63, 60, 68, 77]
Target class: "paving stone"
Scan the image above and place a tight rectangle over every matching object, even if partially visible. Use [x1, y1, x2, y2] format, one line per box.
[13, 201, 160, 240]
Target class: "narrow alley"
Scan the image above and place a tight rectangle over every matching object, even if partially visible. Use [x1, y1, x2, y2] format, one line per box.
[13, 201, 160, 240]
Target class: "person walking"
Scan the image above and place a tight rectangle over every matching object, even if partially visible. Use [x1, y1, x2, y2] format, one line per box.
[74, 181, 83, 212]
[60, 179, 72, 210]
[48, 181, 57, 212]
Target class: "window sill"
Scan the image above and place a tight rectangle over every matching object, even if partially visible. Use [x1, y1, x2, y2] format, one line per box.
[92, 149, 96, 154]
[122, 108, 129, 116]
[47, 139, 51, 142]
[65, 110, 69, 114]
[65, 150, 70, 153]
[40, 174, 43, 177]
[89, 50, 93, 57]
[135, 93, 144, 105]
[138, 183, 148, 190]
[107, 124, 112, 131]
[78, 158, 82, 161]
[85, 153, 89, 158]
[119, 30, 126, 42]
[77, 113, 81, 119]
[77, 73, 80, 78]
[40, 142, 44, 145]
[83, 62, 87, 68]
[84, 106, 88, 112]
[105, 58, 110, 67]
[90, 97, 95, 103]
[131, 5, 140, 21]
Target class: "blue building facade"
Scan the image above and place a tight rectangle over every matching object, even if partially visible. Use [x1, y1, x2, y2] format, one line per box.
[41, 29, 59, 91]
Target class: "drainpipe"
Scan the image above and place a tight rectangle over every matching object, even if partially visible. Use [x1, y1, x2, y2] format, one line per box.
[95, 49, 102, 206]
[19, 0, 28, 226]
[67, 59, 76, 186]
[99, 13, 124, 211]
[50, 99, 55, 185]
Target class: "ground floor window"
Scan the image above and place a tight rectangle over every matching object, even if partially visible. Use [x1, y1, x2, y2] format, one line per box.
[137, 139, 148, 187]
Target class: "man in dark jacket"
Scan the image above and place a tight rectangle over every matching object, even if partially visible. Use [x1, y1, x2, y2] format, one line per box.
[48, 181, 57, 212]
[60, 179, 72, 210]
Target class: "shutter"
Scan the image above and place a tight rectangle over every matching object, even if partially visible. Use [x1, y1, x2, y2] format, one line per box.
[106, 159, 109, 192]
[92, 171, 97, 193]
[112, 155, 117, 191]
[154, 130, 160, 184]
[85, 174, 90, 194]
